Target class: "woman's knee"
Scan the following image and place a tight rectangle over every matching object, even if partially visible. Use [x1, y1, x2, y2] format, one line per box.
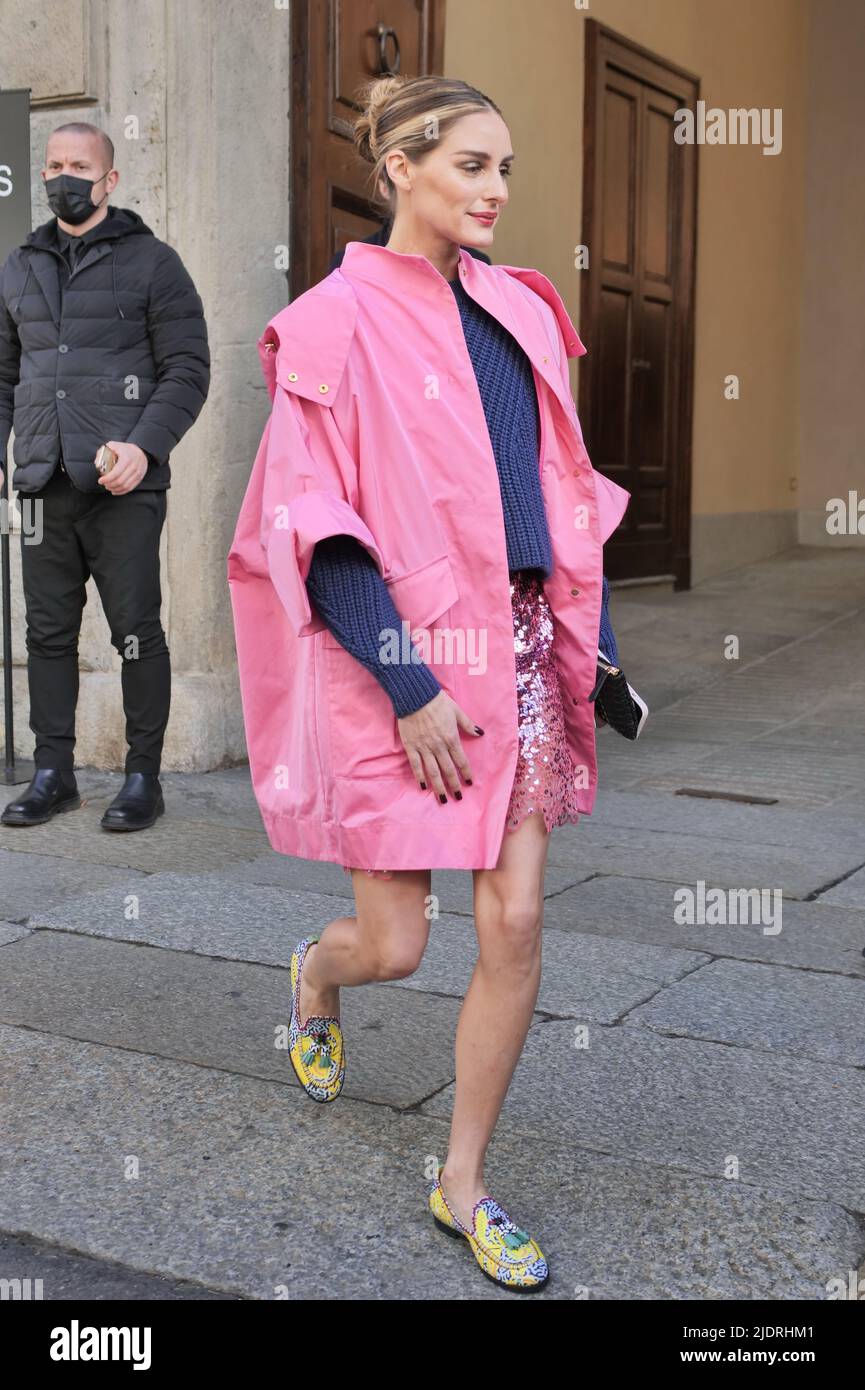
[354, 872, 431, 980]
[477, 895, 544, 962]
[366, 927, 428, 981]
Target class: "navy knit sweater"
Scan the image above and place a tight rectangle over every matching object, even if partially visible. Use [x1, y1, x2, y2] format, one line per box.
[305, 275, 618, 717]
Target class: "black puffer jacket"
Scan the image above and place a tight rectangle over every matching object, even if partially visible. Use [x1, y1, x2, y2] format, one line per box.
[0, 206, 210, 492]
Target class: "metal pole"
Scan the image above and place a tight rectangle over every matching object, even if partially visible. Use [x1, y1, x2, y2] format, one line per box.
[0, 88, 35, 785]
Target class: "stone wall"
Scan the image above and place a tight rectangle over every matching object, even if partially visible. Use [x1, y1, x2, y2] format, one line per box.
[0, 0, 292, 769]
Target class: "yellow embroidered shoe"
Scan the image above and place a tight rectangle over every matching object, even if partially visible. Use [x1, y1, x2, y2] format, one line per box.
[288, 936, 345, 1102]
[428, 1162, 549, 1291]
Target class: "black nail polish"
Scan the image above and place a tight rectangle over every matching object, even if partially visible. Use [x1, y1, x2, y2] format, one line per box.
[465, 778, 473, 785]
[454, 791, 462, 800]
[439, 793, 447, 803]
[475, 726, 484, 735]
[420, 781, 427, 789]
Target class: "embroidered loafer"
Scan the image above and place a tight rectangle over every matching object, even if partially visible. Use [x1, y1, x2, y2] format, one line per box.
[288, 936, 345, 1102]
[428, 1162, 549, 1291]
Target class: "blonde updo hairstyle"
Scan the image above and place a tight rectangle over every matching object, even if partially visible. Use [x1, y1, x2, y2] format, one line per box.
[353, 75, 503, 215]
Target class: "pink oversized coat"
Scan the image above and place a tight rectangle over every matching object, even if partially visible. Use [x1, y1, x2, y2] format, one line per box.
[227, 241, 630, 871]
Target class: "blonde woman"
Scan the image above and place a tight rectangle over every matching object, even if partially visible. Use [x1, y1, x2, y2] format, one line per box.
[227, 74, 629, 1293]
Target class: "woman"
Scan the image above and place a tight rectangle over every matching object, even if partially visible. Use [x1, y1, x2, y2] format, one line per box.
[227, 74, 630, 1292]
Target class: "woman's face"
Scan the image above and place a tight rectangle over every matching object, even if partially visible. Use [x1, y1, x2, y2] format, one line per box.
[385, 109, 513, 248]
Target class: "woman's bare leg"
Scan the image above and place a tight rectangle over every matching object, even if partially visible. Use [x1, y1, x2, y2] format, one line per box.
[439, 812, 550, 1229]
[299, 869, 433, 1024]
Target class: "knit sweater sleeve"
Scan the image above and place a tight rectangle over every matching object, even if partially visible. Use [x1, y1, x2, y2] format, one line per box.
[599, 574, 619, 665]
[305, 534, 443, 718]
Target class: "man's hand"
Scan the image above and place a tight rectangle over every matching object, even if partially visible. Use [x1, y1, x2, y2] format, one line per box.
[397, 690, 482, 801]
[95, 440, 149, 495]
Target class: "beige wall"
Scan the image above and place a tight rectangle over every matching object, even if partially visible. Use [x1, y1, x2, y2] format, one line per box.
[445, 0, 820, 576]
[798, 0, 865, 544]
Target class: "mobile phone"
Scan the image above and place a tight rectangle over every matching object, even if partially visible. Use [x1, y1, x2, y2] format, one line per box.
[95, 444, 118, 475]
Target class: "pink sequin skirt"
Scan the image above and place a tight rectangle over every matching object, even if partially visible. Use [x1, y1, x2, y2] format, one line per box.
[502, 567, 582, 836]
[343, 568, 580, 878]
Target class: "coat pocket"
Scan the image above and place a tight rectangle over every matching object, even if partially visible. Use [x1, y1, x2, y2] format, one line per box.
[321, 551, 459, 649]
[322, 552, 460, 780]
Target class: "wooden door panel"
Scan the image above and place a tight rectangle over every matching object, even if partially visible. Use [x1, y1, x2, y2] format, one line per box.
[582, 21, 699, 588]
[596, 288, 631, 472]
[601, 82, 637, 273]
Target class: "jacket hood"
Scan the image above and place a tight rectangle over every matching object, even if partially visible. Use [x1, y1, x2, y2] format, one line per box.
[24, 205, 154, 253]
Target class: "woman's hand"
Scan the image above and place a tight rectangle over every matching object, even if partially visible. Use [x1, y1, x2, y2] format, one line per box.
[398, 691, 483, 801]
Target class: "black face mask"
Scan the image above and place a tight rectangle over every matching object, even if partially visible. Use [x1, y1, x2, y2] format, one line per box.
[44, 171, 109, 225]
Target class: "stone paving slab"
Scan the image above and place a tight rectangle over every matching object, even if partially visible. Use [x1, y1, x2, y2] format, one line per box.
[1, 1025, 860, 1300]
[627, 744, 865, 809]
[21, 865, 602, 958]
[629, 958, 865, 1067]
[20, 870, 708, 1017]
[0, 1233, 238, 1300]
[0, 922, 31, 946]
[753, 726, 865, 757]
[24, 875, 354, 966]
[376, 918, 709, 1022]
[0, 847, 148, 922]
[819, 864, 865, 912]
[538, 875, 865, 975]
[0, 812, 267, 874]
[421, 1021, 865, 1213]
[627, 714, 783, 745]
[546, 822, 862, 898]
[651, 671, 838, 726]
[0, 932, 461, 1108]
[616, 589, 858, 631]
[585, 789, 865, 851]
[218, 854, 592, 918]
[595, 736, 720, 783]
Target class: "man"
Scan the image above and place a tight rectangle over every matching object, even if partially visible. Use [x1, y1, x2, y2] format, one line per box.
[0, 123, 209, 830]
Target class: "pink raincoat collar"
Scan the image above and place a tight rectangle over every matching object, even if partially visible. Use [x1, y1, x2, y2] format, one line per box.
[259, 239, 590, 430]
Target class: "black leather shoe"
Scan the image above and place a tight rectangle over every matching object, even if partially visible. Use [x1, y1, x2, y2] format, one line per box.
[1, 768, 81, 826]
[100, 772, 165, 832]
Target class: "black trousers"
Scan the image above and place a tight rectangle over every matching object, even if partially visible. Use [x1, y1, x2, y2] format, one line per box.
[18, 462, 170, 774]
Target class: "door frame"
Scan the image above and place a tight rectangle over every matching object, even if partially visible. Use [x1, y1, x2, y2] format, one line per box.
[581, 20, 700, 591]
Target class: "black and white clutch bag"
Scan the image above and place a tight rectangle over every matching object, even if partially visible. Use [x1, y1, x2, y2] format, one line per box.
[589, 648, 649, 740]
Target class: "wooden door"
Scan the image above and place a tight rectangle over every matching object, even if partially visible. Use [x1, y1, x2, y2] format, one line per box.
[290, 0, 445, 298]
[581, 21, 699, 589]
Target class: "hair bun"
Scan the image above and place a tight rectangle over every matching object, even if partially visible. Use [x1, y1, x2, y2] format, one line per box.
[353, 75, 406, 165]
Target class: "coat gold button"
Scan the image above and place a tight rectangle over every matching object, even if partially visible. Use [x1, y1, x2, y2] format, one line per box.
[570, 586, 580, 596]
[318, 384, 329, 393]
[287, 372, 298, 381]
